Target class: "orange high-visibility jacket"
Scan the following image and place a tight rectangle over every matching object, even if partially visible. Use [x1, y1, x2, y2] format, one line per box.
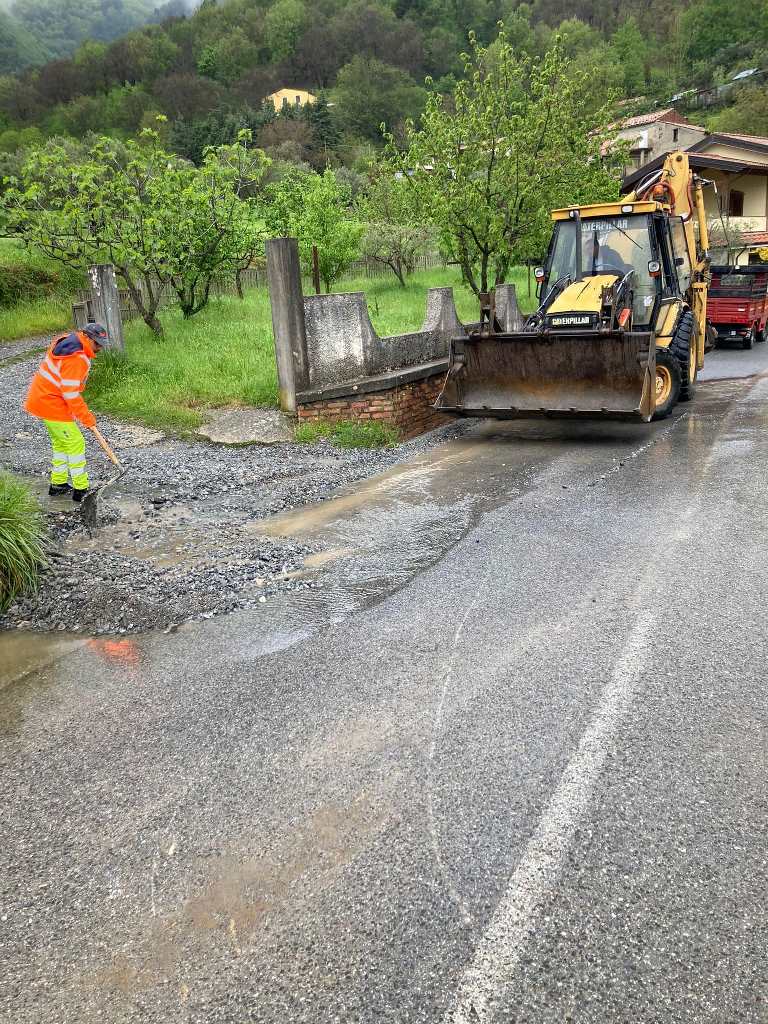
[25, 331, 97, 427]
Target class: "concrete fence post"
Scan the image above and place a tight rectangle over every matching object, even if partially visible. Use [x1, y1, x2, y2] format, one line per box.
[495, 283, 525, 333]
[266, 237, 309, 413]
[88, 264, 125, 351]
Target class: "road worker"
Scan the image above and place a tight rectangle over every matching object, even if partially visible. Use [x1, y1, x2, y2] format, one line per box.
[24, 322, 108, 502]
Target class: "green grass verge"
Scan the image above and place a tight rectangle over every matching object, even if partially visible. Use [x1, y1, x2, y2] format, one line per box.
[295, 419, 399, 448]
[0, 239, 85, 344]
[86, 290, 279, 431]
[0, 295, 76, 344]
[0, 472, 46, 613]
[82, 266, 537, 432]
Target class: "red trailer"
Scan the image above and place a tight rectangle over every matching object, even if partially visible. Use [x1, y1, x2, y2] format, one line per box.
[709, 265, 768, 349]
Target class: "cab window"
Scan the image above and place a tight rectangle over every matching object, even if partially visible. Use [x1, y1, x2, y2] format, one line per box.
[546, 214, 658, 327]
[670, 218, 692, 294]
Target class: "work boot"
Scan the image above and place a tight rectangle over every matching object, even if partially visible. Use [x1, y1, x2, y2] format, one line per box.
[72, 487, 89, 503]
[48, 482, 72, 497]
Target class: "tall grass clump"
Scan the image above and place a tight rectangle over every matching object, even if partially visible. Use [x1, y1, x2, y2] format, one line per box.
[0, 472, 46, 613]
[86, 291, 279, 431]
[295, 419, 399, 448]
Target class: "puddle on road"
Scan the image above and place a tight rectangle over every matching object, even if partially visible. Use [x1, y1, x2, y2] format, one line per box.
[1, 412, 693, 714]
[0, 631, 85, 691]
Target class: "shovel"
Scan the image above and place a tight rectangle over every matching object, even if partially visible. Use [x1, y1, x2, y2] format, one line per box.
[81, 426, 127, 532]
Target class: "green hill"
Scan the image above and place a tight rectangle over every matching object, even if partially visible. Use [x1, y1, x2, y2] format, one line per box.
[0, 0, 766, 163]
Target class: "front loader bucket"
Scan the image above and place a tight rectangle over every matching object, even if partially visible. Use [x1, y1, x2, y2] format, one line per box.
[436, 330, 656, 422]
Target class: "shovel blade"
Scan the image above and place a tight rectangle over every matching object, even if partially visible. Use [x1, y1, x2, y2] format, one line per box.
[437, 330, 656, 421]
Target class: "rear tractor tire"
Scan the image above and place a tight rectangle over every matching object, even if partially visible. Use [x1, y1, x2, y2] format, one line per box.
[669, 310, 697, 402]
[652, 348, 682, 421]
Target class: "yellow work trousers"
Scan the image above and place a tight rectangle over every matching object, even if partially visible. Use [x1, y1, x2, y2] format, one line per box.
[44, 419, 89, 489]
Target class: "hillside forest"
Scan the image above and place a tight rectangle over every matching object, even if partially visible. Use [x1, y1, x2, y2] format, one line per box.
[0, 0, 766, 169]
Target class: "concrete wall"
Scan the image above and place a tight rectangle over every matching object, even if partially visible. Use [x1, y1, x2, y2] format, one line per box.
[618, 120, 706, 172]
[266, 236, 524, 417]
[301, 283, 522, 392]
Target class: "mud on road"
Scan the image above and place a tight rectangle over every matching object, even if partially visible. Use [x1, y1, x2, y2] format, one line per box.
[0, 344, 764, 636]
[0, 348, 475, 634]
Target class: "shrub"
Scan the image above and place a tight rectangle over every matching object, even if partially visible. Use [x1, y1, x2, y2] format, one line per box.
[0, 262, 61, 308]
[0, 472, 46, 613]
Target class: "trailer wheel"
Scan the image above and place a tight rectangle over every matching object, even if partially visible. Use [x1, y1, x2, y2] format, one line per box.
[757, 327, 766, 344]
[669, 311, 696, 402]
[652, 348, 682, 421]
[742, 326, 755, 350]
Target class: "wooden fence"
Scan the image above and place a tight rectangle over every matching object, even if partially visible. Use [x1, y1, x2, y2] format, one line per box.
[74, 252, 447, 325]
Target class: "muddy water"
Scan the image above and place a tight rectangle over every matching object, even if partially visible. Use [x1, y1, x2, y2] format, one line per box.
[1, 414, 677, 715]
[0, 631, 86, 690]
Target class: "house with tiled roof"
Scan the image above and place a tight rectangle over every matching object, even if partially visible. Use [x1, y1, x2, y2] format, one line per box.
[613, 108, 707, 174]
[622, 129, 768, 266]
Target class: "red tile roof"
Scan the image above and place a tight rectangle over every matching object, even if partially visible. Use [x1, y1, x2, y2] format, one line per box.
[621, 107, 700, 129]
[742, 231, 768, 245]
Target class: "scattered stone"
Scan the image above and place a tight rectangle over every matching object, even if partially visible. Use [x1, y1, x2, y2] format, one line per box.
[0, 346, 473, 635]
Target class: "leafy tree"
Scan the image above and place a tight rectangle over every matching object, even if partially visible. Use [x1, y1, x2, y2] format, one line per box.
[9, 0, 157, 60]
[610, 17, 648, 96]
[334, 56, 427, 141]
[1, 129, 269, 331]
[106, 27, 180, 85]
[682, 0, 768, 68]
[0, 75, 40, 123]
[266, 168, 364, 291]
[332, 3, 425, 76]
[264, 0, 307, 62]
[0, 124, 43, 154]
[709, 86, 768, 137]
[357, 172, 433, 286]
[383, 30, 621, 295]
[153, 73, 225, 121]
[0, 9, 48, 75]
[303, 95, 342, 154]
[152, 132, 270, 316]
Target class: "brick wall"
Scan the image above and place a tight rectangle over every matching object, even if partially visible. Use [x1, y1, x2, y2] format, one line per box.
[297, 372, 453, 440]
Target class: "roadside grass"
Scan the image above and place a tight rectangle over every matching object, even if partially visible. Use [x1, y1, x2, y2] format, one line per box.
[86, 289, 279, 431]
[0, 295, 77, 344]
[0, 239, 85, 344]
[295, 419, 399, 448]
[82, 266, 537, 432]
[0, 471, 46, 613]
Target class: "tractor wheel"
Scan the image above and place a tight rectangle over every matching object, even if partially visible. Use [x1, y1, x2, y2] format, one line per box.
[669, 310, 696, 402]
[652, 348, 682, 421]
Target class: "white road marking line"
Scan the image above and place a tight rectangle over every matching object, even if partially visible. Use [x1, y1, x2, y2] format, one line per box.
[444, 608, 656, 1024]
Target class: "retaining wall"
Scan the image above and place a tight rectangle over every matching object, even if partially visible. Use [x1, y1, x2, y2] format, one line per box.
[265, 237, 524, 438]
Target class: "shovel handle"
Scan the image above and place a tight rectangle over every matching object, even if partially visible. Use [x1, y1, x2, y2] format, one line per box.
[90, 425, 122, 467]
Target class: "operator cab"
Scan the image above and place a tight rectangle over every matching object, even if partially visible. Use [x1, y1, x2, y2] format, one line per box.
[537, 208, 690, 330]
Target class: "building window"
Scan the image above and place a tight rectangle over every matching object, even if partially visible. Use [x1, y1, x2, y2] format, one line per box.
[296, 94, 302, 105]
[728, 189, 745, 217]
[672, 127, 679, 142]
[282, 96, 289, 109]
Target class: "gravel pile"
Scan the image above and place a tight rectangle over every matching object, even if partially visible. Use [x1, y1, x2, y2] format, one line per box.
[0, 344, 469, 635]
[2, 535, 316, 635]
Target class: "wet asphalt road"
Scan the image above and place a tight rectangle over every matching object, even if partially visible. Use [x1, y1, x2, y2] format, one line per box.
[2, 346, 768, 1023]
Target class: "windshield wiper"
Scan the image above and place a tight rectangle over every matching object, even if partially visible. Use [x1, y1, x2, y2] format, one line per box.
[612, 225, 642, 250]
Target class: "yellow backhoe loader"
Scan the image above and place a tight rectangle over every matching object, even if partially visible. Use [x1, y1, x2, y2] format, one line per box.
[436, 150, 712, 421]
